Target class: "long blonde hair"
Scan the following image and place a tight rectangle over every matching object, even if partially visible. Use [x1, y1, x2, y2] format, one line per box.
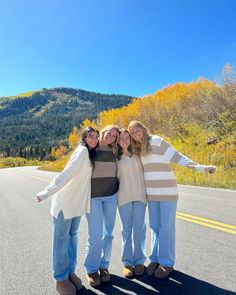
[100, 124, 119, 155]
[128, 121, 152, 156]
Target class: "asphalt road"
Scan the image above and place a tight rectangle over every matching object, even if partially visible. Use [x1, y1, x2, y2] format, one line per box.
[0, 166, 235, 295]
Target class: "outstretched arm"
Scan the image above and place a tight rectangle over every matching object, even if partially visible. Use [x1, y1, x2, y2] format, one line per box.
[160, 138, 216, 174]
[36, 146, 87, 202]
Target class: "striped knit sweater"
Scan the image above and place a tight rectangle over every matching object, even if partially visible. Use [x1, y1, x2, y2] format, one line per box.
[141, 135, 212, 201]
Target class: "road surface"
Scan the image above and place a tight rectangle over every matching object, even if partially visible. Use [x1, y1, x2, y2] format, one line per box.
[0, 166, 235, 295]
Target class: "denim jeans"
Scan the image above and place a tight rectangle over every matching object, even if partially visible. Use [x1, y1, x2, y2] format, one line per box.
[148, 200, 177, 267]
[52, 211, 81, 281]
[119, 201, 146, 267]
[84, 194, 117, 273]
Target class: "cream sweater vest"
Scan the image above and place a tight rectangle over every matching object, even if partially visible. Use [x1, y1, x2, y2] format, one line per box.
[117, 154, 147, 207]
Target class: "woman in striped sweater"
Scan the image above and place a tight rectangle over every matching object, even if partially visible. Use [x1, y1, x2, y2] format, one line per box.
[128, 120, 216, 279]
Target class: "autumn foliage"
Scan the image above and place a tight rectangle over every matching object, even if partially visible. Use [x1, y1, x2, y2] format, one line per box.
[80, 70, 236, 188]
[46, 66, 236, 188]
[68, 127, 80, 149]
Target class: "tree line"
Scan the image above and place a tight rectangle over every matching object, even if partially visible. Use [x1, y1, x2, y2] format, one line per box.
[0, 87, 133, 159]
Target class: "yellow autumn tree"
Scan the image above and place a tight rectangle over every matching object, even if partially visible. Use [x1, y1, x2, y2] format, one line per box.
[80, 118, 98, 129]
[68, 127, 80, 149]
[80, 79, 219, 136]
[51, 145, 67, 159]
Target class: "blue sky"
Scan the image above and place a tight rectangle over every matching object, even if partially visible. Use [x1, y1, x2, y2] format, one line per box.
[0, 0, 236, 97]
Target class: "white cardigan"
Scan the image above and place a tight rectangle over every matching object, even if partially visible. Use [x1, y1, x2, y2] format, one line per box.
[37, 145, 92, 219]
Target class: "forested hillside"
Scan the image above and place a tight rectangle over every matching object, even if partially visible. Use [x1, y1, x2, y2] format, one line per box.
[0, 88, 133, 159]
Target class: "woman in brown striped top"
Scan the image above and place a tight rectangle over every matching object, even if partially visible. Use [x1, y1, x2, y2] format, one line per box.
[84, 125, 120, 287]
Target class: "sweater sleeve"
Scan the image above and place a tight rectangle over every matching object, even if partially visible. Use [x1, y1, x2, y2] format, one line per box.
[37, 146, 88, 201]
[159, 138, 198, 167]
[160, 138, 215, 173]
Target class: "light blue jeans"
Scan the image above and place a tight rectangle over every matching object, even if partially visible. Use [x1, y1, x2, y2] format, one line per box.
[52, 211, 81, 281]
[84, 194, 117, 273]
[119, 201, 146, 267]
[148, 200, 177, 267]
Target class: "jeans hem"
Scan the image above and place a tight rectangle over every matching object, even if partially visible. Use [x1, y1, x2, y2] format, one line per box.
[54, 274, 69, 281]
[134, 259, 146, 265]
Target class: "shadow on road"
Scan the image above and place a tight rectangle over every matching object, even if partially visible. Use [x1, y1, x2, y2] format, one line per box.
[77, 270, 235, 295]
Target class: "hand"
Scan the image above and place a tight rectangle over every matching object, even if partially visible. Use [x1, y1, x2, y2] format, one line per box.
[36, 196, 42, 202]
[205, 166, 216, 174]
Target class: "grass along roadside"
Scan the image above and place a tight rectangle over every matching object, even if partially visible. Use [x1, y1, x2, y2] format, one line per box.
[0, 157, 46, 168]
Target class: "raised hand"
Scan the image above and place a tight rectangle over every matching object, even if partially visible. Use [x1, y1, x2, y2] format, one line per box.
[36, 196, 42, 202]
[205, 166, 216, 174]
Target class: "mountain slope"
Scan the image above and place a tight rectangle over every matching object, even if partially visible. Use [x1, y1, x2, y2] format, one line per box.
[0, 87, 134, 159]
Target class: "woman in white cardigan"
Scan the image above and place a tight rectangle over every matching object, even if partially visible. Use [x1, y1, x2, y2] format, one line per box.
[36, 127, 99, 295]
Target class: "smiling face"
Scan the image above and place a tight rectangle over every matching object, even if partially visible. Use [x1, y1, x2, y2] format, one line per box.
[103, 128, 119, 145]
[118, 131, 131, 151]
[129, 126, 144, 143]
[84, 131, 99, 149]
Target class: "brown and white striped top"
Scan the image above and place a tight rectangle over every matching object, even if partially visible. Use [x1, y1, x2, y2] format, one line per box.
[91, 145, 119, 198]
[141, 135, 200, 201]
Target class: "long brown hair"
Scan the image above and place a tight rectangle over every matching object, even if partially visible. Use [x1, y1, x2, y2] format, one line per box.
[116, 129, 133, 160]
[80, 126, 99, 160]
[128, 121, 152, 156]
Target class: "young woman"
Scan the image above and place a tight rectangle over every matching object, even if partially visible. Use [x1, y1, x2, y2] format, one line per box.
[36, 127, 99, 295]
[116, 130, 147, 278]
[128, 121, 216, 279]
[84, 125, 120, 287]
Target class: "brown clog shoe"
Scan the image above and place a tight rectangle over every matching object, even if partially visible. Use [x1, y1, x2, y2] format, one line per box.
[154, 266, 173, 279]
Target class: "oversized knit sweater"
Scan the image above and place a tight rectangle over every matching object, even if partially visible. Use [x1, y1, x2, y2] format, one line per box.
[37, 145, 92, 219]
[117, 154, 147, 207]
[141, 135, 212, 201]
